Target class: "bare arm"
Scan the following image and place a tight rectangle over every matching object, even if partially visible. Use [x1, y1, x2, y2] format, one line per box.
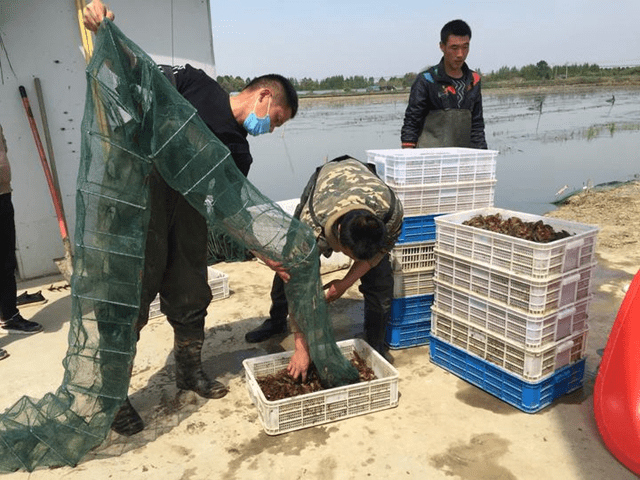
[323, 259, 373, 303]
[287, 333, 310, 382]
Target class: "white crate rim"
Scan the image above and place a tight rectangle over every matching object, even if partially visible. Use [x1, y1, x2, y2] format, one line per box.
[435, 207, 598, 280]
[435, 207, 599, 240]
[391, 178, 498, 192]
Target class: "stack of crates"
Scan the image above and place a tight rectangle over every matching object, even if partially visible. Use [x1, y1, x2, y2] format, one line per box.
[430, 207, 599, 412]
[366, 148, 498, 349]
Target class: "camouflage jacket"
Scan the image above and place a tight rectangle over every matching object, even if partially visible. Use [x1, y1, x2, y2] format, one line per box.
[298, 156, 403, 266]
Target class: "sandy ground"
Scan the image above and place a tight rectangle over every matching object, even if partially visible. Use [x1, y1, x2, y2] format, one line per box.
[1, 182, 639, 479]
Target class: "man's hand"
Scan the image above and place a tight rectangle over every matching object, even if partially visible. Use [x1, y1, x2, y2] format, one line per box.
[251, 250, 290, 283]
[323, 279, 348, 303]
[322, 259, 372, 303]
[83, 0, 115, 32]
[286, 333, 310, 382]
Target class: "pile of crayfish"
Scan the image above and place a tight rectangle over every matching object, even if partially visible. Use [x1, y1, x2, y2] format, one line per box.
[463, 213, 572, 243]
[257, 351, 376, 401]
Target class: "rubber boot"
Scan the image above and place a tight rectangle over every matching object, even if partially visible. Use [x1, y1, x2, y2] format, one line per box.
[174, 336, 228, 399]
[111, 397, 144, 436]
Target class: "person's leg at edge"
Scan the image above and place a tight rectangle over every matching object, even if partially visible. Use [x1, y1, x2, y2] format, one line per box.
[0, 193, 42, 334]
[358, 253, 394, 364]
[0, 194, 19, 323]
[245, 273, 288, 343]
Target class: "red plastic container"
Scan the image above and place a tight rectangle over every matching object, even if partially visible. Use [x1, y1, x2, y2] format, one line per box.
[594, 269, 640, 475]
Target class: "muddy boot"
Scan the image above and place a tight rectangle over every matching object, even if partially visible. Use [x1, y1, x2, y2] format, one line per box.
[174, 337, 228, 399]
[111, 397, 144, 436]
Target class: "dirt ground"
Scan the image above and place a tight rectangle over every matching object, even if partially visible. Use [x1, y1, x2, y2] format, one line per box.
[546, 180, 640, 275]
[1, 182, 639, 479]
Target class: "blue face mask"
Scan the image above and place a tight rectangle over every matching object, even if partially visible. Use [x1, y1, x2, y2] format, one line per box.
[243, 97, 271, 136]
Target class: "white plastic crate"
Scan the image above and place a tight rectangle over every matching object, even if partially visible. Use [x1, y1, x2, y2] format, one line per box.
[149, 266, 230, 319]
[390, 240, 435, 272]
[393, 268, 435, 298]
[366, 147, 498, 187]
[434, 279, 590, 348]
[243, 339, 399, 435]
[435, 250, 595, 315]
[393, 179, 496, 217]
[435, 208, 599, 280]
[431, 308, 588, 381]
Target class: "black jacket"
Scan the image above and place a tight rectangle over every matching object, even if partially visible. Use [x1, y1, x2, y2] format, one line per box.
[172, 65, 253, 177]
[401, 58, 487, 149]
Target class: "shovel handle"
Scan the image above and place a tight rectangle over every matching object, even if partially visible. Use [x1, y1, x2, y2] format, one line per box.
[18, 85, 69, 240]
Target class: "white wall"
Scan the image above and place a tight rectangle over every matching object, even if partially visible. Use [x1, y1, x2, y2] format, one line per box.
[0, 0, 214, 279]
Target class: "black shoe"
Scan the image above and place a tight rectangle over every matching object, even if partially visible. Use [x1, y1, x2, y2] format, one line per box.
[111, 398, 144, 436]
[1, 314, 43, 334]
[177, 369, 229, 399]
[16, 291, 47, 307]
[245, 318, 287, 343]
[0, 348, 8, 360]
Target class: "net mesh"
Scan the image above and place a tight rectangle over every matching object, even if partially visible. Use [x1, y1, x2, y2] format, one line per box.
[0, 20, 357, 472]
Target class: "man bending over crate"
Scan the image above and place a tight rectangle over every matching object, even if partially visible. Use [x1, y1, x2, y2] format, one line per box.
[245, 156, 403, 376]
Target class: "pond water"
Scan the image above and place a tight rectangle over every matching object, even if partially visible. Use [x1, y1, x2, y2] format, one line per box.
[248, 88, 640, 216]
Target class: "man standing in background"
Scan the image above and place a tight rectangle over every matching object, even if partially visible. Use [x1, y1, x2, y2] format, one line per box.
[401, 19, 487, 149]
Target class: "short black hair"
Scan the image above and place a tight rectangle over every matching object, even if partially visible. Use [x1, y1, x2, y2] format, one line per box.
[440, 19, 472, 44]
[338, 210, 386, 261]
[243, 74, 298, 119]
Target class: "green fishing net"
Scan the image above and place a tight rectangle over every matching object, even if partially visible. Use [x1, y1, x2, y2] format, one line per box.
[0, 20, 357, 472]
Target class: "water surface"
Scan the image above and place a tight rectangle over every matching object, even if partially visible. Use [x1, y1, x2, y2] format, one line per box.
[248, 88, 640, 216]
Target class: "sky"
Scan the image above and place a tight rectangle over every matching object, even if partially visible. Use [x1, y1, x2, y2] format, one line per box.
[209, 0, 640, 80]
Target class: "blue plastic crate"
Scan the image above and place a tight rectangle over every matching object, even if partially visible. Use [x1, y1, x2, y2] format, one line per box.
[429, 336, 586, 413]
[386, 319, 431, 349]
[391, 294, 434, 325]
[398, 214, 442, 243]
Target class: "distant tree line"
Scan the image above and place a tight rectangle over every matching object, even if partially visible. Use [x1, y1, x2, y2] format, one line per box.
[484, 61, 639, 82]
[215, 73, 418, 93]
[216, 63, 640, 94]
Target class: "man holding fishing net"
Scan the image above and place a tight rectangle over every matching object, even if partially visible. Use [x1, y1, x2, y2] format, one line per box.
[83, 0, 298, 436]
